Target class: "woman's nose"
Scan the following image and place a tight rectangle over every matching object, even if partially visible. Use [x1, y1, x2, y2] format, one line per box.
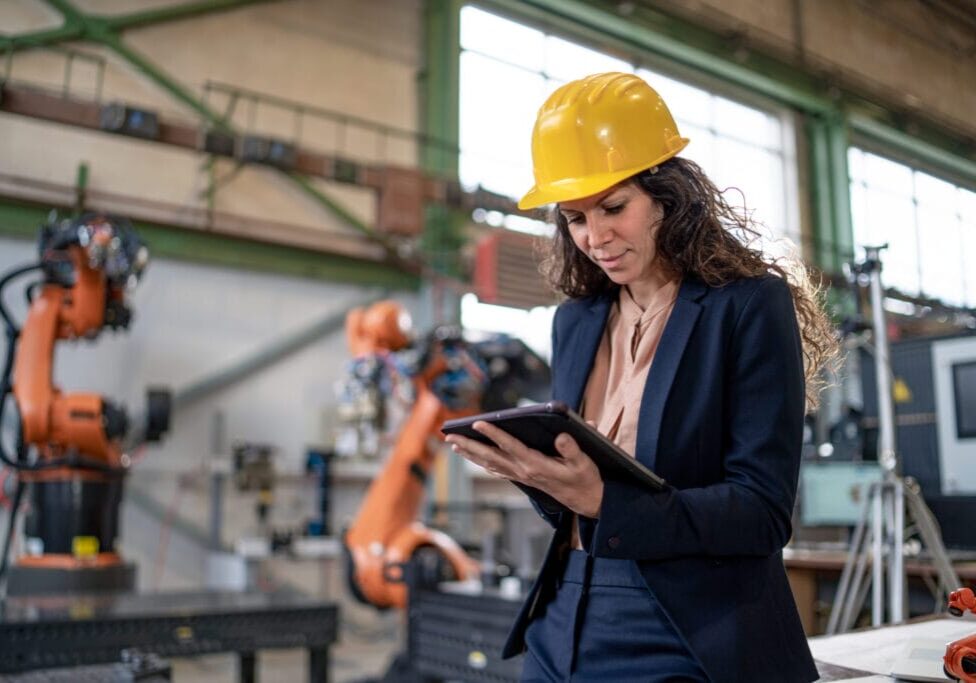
[587, 216, 613, 246]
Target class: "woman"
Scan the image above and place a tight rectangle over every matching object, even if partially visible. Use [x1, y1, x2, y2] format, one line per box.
[446, 72, 836, 682]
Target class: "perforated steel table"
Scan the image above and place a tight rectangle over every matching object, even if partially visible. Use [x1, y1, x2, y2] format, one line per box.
[0, 589, 338, 683]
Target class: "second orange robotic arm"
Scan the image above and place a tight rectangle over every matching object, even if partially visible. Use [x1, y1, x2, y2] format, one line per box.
[342, 302, 480, 609]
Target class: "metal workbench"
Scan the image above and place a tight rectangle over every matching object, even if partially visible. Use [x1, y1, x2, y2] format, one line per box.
[0, 589, 338, 683]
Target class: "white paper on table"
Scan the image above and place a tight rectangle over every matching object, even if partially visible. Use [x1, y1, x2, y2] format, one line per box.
[809, 617, 974, 676]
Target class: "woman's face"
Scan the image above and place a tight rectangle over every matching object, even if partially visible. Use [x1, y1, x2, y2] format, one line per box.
[559, 182, 665, 291]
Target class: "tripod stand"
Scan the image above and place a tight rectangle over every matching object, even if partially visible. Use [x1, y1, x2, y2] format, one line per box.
[826, 245, 960, 634]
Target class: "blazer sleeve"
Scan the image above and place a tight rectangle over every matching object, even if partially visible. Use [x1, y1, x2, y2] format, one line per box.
[588, 277, 805, 560]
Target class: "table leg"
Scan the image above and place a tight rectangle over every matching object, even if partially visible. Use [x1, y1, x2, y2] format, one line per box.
[309, 646, 329, 683]
[240, 651, 256, 683]
[786, 566, 818, 635]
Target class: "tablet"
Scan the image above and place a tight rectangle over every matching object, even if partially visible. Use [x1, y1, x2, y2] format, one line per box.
[441, 401, 669, 514]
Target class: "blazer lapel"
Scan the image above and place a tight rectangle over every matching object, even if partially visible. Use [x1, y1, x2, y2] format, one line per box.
[635, 278, 707, 471]
[562, 295, 612, 411]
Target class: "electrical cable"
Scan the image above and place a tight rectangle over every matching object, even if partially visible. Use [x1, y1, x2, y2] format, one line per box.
[0, 264, 39, 470]
[0, 263, 41, 334]
[0, 326, 23, 471]
[0, 405, 28, 592]
[24, 281, 40, 306]
[0, 479, 24, 590]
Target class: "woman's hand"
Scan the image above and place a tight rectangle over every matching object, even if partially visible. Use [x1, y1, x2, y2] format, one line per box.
[445, 420, 604, 518]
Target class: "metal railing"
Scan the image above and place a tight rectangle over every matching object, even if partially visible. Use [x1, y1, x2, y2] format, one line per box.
[203, 79, 459, 166]
[1, 42, 106, 101]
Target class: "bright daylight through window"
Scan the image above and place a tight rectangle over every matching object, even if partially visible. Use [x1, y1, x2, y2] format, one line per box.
[849, 147, 976, 308]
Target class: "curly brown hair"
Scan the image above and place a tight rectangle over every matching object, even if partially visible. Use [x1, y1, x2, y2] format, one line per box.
[539, 156, 838, 409]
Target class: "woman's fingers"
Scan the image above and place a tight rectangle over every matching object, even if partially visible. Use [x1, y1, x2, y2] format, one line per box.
[445, 425, 590, 493]
[447, 422, 547, 483]
[445, 433, 495, 460]
[553, 432, 582, 459]
[445, 433, 513, 477]
[470, 421, 529, 455]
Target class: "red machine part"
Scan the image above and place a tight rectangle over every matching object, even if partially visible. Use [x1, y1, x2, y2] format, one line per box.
[945, 587, 976, 682]
[343, 301, 479, 609]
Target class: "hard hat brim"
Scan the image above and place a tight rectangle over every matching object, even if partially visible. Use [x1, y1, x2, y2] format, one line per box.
[517, 139, 689, 211]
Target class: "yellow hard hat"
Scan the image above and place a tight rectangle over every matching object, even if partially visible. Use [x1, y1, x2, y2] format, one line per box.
[518, 72, 689, 210]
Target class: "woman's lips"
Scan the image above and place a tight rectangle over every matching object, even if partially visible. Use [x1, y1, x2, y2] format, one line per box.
[596, 251, 626, 268]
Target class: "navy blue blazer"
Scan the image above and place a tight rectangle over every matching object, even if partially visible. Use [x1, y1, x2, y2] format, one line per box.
[502, 275, 819, 683]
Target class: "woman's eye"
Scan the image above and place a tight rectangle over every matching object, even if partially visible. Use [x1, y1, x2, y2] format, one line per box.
[603, 203, 624, 215]
[565, 215, 584, 225]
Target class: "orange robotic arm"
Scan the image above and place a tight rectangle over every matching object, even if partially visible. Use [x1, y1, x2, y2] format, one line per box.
[945, 587, 976, 682]
[0, 214, 162, 583]
[342, 301, 480, 609]
[14, 238, 130, 468]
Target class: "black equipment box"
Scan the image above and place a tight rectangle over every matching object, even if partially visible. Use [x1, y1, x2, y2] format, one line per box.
[238, 136, 296, 169]
[407, 583, 523, 682]
[99, 104, 160, 140]
[860, 334, 976, 550]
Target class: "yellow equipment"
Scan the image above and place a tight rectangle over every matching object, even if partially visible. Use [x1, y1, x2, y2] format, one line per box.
[518, 72, 689, 210]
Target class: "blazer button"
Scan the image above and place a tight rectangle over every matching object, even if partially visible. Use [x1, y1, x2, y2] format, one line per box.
[607, 536, 621, 549]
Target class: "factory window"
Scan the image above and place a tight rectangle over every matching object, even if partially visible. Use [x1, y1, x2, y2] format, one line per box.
[849, 148, 976, 307]
[457, 6, 800, 244]
[457, 5, 800, 348]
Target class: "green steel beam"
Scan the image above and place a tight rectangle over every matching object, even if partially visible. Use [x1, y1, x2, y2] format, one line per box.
[285, 171, 422, 274]
[421, 0, 465, 276]
[40, 0, 85, 23]
[806, 117, 834, 271]
[0, 198, 419, 290]
[0, 201, 55, 241]
[104, 0, 280, 32]
[826, 116, 854, 268]
[0, 1, 275, 53]
[99, 31, 226, 127]
[805, 114, 853, 273]
[38, 0, 230, 128]
[421, 0, 462, 176]
[850, 115, 976, 190]
[286, 172, 373, 237]
[480, 0, 834, 114]
[137, 224, 417, 289]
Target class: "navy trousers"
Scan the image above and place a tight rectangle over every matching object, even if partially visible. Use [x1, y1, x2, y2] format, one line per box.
[521, 550, 709, 683]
